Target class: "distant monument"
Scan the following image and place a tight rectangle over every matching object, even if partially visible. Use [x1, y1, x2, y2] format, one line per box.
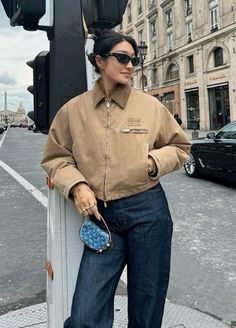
[0, 91, 27, 123]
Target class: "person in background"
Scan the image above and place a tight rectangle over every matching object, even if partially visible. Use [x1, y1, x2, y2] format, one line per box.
[41, 30, 191, 328]
[174, 113, 182, 126]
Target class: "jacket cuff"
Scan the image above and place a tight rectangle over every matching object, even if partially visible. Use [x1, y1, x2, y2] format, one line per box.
[66, 179, 88, 200]
[52, 166, 88, 200]
[148, 152, 162, 180]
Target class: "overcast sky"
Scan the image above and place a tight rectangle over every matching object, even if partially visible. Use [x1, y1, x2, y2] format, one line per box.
[0, 3, 50, 114]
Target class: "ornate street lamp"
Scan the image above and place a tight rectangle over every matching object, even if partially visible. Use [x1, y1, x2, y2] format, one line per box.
[138, 41, 148, 91]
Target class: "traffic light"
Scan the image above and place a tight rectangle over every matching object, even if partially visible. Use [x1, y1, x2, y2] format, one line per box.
[27, 51, 49, 134]
[1, 0, 46, 30]
[82, 0, 128, 32]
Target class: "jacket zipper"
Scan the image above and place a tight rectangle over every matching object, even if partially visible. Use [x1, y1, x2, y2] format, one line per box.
[104, 98, 111, 207]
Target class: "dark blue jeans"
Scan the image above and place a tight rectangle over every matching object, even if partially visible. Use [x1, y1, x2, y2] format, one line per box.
[64, 183, 173, 328]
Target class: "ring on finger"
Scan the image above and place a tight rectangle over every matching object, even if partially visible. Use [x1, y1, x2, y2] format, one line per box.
[82, 208, 88, 215]
[84, 203, 97, 210]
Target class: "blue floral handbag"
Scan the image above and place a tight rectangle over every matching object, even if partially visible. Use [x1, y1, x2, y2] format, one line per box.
[80, 216, 112, 253]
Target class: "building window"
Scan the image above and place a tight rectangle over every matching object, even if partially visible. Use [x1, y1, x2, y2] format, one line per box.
[150, 20, 156, 38]
[166, 9, 172, 27]
[185, 0, 192, 16]
[149, 0, 156, 8]
[162, 92, 175, 114]
[152, 67, 158, 85]
[210, 6, 218, 31]
[167, 63, 179, 80]
[167, 32, 173, 51]
[152, 41, 157, 59]
[138, 30, 143, 43]
[186, 90, 200, 129]
[127, 3, 132, 23]
[186, 20, 193, 42]
[138, 0, 142, 15]
[187, 55, 194, 73]
[214, 47, 223, 67]
[140, 75, 148, 88]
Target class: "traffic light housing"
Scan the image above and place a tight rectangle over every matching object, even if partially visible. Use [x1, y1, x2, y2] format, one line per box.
[1, 0, 46, 30]
[82, 0, 128, 31]
[27, 51, 49, 134]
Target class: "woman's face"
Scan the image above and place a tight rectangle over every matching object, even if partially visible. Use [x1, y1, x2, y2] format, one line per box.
[96, 41, 136, 85]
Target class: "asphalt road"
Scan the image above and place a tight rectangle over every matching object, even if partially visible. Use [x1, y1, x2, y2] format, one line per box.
[0, 128, 235, 327]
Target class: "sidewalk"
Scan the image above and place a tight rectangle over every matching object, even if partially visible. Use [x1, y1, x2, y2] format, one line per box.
[0, 296, 231, 328]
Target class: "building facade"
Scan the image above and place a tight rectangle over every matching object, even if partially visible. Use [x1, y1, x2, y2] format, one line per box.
[114, 0, 236, 130]
[0, 102, 27, 124]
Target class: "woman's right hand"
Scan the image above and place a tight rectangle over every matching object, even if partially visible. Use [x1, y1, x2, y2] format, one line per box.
[71, 182, 102, 221]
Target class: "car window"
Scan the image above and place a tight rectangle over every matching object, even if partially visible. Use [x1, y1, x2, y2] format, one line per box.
[215, 124, 236, 140]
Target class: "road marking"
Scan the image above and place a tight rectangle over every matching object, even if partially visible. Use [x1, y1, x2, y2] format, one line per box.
[0, 159, 48, 208]
[0, 128, 8, 147]
[0, 128, 48, 208]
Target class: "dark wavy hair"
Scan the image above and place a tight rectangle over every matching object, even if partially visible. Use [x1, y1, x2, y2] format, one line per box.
[87, 30, 139, 73]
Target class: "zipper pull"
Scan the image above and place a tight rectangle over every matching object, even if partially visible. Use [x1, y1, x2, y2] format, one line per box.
[105, 98, 111, 109]
[104, 201, 107, 208]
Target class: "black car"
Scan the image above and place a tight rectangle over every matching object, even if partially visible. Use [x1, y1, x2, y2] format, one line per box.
[0, 123, 5, 134]
[184, 121, 236, 184]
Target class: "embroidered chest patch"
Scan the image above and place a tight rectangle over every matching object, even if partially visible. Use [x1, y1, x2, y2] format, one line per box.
[120, 117, 148, 134]
[128, 118, 142, 127]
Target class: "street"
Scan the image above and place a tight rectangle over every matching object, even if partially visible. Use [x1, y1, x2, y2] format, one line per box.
[0, 128, 235, 327]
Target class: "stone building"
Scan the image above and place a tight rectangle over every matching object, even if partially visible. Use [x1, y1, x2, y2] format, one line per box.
[0, 102, 27, 123]
[114, 0, 236, 130]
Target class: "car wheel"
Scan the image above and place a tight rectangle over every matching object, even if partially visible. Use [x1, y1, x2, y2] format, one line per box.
[184, 152, 199, 177]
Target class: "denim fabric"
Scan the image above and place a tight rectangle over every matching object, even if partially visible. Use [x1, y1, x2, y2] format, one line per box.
[64, 183, 173, 328]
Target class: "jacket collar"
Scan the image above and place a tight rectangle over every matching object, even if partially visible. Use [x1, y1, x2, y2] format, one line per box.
[92, 78, 131, 109]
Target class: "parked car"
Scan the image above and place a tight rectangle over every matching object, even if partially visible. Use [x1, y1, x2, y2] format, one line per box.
[184, 121, 236, 184]
[10, 122, 18, 127]
[0, 123, 5, 134]
[28, 124, 34, 131]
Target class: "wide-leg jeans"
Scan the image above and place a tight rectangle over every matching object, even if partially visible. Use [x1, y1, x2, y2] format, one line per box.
[64, 183, 173, 328]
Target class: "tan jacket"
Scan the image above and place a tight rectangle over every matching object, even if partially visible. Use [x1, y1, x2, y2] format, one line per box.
[41, 79, 191, 201]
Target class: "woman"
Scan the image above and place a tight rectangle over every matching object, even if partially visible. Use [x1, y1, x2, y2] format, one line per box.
[41, 30, 191, 328]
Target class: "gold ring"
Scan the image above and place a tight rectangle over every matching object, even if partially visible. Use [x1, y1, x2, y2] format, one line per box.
[85, 204, 96, 210]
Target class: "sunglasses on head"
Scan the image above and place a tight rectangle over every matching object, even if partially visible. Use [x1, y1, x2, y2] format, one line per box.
[102, 53, 140, 66]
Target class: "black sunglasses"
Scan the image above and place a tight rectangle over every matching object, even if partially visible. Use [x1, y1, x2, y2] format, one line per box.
[102, 53, 140, 66]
